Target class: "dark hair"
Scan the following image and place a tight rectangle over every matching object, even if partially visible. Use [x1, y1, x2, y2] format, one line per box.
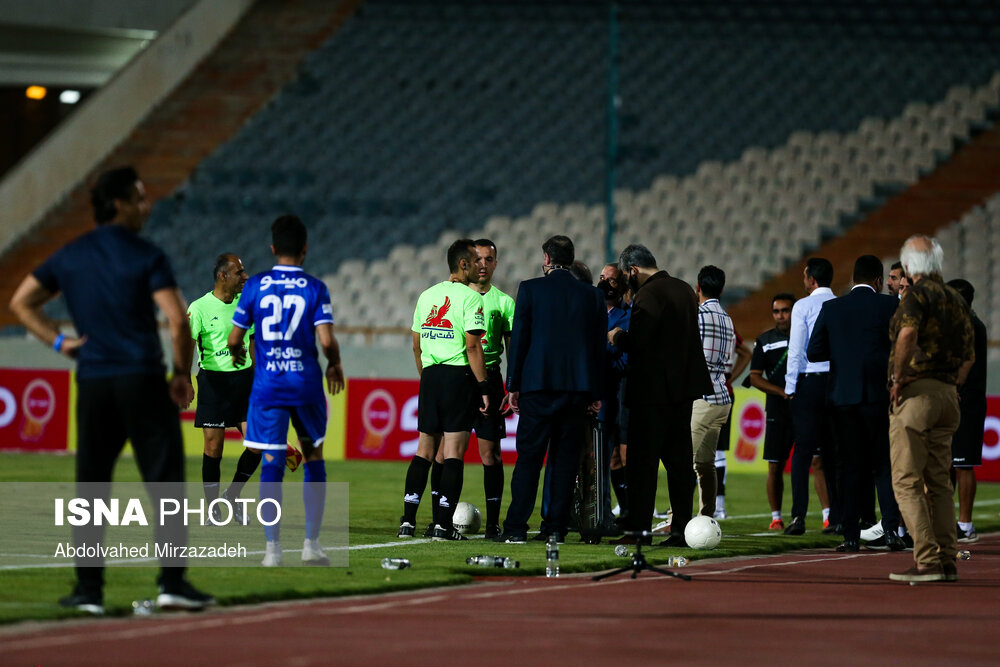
[447, 238, 476, 273]
[772, 292, 796, 306]
[473, 238, 497, 254]
[947, 278, 975, 307]
[213, 253, 238, 282]
[890, 261, 903, 273]
[542, 235, 574, 266]
[805, 257, 834, 287]
[570, 260, 593, 285]
[618, 244, 657, 273]
[271, 214, 307, 257]
[697, 265, 726, 299]
[853, 255, 883, 285]
[90, 166, 139, 224]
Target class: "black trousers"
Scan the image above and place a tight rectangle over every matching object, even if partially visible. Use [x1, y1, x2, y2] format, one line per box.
[624, 400, 695, 537]
[504, 391, 588, 535]
[75, 372, 187, 593]
[832, 402, 899, 541]
[789, 373, 836, 522]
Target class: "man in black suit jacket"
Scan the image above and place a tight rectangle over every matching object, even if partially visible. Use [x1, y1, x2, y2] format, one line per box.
[607, 244, 713, 546]
[496, 235, 607, 543]
[807, 255, 903, 552]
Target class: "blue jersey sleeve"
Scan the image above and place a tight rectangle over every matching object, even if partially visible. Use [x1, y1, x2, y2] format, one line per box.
[313, 281, 334, 325]
[232, 279, 257, 330]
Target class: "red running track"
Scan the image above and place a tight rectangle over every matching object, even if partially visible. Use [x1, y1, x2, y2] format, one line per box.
[4, 535, 999, 666]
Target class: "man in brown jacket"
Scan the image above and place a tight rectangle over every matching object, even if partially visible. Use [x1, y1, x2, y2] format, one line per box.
[888, 235, 974, 583]
[608, 244, 712, 546]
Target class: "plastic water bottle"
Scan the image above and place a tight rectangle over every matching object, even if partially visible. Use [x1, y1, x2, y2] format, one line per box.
[958, 550, 971, 561]
[667, 555, 688, 567]
[381, 558, 411, 570]
[545, 534, 559, 577]
[132, 599, 155, 616]
[466, 555, 520, 568]
[614, 544, 631, 558]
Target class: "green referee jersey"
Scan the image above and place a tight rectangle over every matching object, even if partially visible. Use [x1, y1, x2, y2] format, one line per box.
[188, 291, 254, 372]
[412, 281, 486, 367]
[477, 285, 515, 368]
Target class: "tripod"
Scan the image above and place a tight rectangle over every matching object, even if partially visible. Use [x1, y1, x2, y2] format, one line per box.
[592, 532, 692, 581]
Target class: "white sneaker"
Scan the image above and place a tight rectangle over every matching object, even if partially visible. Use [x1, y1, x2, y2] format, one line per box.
[653, 507, 670, 520]
[714, 508, 728, 520]
[302, 538, 331, 566]
[652, 520, 671, 534]
[262, 541, 283, 567]
[860, 522, 885, 543]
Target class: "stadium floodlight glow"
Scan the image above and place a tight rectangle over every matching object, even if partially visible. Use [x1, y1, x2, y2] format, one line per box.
[59, 90, 81, 104]
[25, 86, 47, 100]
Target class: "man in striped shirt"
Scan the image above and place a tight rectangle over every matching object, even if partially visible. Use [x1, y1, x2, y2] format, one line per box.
[691, 266, 736, 518]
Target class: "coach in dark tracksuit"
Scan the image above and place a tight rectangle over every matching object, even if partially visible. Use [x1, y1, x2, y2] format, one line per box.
[808, 255, 904, 552]
[608, 244, 712, 547]
[496, 235, 606, 543]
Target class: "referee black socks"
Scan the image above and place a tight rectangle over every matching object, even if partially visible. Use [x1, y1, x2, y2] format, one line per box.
[610, 467, 628, 516]
[438, 458, 464, 530]
[430, 460, 444, 526]
[225, 448, 262, 500]
[483, 462, 503, 527]
[402, 455, 432, 525]
[202, 454, 222, 502]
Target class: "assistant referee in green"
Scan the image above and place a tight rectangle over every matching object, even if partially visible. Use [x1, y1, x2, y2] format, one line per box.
[188, 253, 263, 518]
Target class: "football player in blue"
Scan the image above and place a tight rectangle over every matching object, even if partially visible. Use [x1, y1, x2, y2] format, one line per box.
[228, 215, 345, 566]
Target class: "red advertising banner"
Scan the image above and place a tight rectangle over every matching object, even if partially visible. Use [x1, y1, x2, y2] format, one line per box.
[0, 369, 70, 451]
[979, 396, 1000, 482]
[345, 378, 518, 463]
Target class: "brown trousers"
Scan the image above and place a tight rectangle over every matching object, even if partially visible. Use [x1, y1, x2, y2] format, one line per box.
[888, 378, 960, 568]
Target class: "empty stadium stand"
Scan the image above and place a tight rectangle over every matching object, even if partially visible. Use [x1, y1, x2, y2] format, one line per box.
[135, 1, 1000, 339]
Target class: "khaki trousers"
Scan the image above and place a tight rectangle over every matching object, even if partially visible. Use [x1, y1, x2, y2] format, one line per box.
[888, 378, 961, 568]
[691, 399, 732, 517]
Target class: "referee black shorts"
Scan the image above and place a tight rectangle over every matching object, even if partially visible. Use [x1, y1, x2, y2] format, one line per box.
[472, 366, 506, 442]
[417, 363, 479, 434]
[952, 400, 986, 468]
[763, 413, 795, 464]
[195, 367, 253, 428]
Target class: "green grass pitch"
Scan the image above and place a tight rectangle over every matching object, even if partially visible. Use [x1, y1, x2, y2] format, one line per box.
[2, 452, 997, 623]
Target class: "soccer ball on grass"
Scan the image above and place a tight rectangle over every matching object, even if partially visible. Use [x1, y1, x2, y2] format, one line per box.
[453, 502, 482, 535]
[684, 515, 722, 550]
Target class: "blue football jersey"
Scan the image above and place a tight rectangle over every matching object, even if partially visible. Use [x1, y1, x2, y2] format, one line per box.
[232, 265, 334, 405]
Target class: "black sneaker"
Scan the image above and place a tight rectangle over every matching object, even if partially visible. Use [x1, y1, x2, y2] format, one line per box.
[532, 532, 564, 543]
[493, 531, 527, 544]
[431, 524, 467, 541]
[58, 587, 104, 616]
[422, 523, 436, 538]
[484, 523, 501, 540]
[397, 521, 416, 538]
[865, 535, 889, 551]
[156, 580, 216, 611]
[783, 517, 806, 535]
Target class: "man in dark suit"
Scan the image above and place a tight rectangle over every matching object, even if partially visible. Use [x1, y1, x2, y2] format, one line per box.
[607, 244, 712, 546]
[807, 255, 904, 552]
[496, 235, 607, 543]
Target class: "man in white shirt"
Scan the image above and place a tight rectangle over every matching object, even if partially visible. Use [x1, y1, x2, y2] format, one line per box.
[782, 257, 836, 535]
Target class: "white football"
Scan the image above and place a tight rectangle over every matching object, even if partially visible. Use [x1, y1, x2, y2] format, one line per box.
[453, 502, 482, 535]
[684, 515, 722, 550]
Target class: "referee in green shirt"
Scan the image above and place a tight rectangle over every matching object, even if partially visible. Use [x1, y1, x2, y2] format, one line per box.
[397, 239, 489, 541]
[189, 253, 299, 520]
[427, 239, 514, 539]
